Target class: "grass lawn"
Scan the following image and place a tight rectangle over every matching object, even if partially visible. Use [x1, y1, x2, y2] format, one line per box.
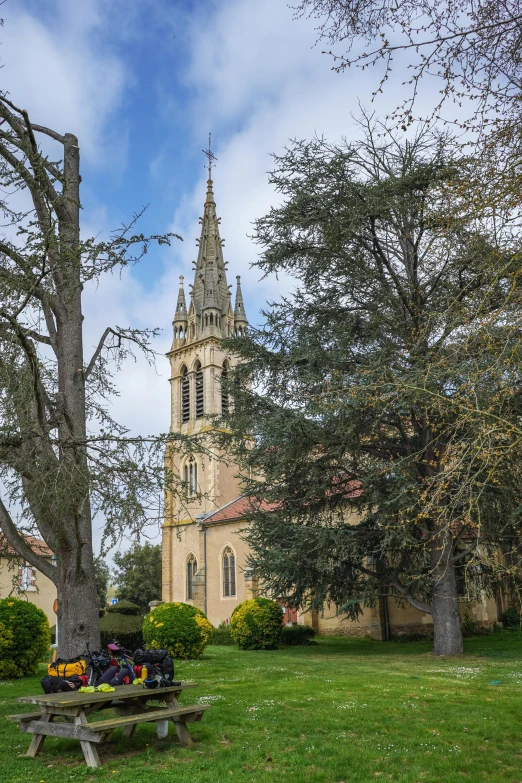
[1, 633, 522, 783]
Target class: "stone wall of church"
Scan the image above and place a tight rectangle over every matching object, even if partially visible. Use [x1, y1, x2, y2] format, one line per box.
[162, 518, 255, 627]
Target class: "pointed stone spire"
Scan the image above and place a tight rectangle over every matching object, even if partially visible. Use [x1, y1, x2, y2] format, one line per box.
[173, 275, 188, 344]
[189, 174, 232, 337]
[175, 275, 187, 319]
[234, 275, 248, 335]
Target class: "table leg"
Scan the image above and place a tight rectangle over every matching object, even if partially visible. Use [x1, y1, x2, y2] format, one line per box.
[164, 695, 192, 747]
[74, 710, 101, 768]
[26, 711, 53, 758]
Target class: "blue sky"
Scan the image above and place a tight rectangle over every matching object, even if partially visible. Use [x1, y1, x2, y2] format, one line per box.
[2, 0, 442, 553]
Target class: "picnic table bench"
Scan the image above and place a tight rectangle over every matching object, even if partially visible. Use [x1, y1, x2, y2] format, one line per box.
[7, 682, 210, 768]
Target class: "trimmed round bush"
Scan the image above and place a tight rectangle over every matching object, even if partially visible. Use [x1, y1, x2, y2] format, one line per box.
[0, 597, 50, 678]
[142, 602, 212, 660]
[100, 600, 144, 651]
[230, 597, 283, 650]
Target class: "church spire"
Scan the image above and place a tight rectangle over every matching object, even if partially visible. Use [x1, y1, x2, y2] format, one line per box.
[234, 275, 248, 336]
[175, 275, 187, 318]
[171, 137, 247, 344]
[172, 275, 188, 344]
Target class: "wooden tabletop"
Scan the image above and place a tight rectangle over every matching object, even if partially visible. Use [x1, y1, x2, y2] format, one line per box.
[17, 682, 197, 709]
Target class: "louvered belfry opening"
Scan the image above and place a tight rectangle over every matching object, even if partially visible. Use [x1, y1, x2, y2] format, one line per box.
[195, 362, 204, 418]
[221, 361, 229, 415]
[181, 366, 190, 423]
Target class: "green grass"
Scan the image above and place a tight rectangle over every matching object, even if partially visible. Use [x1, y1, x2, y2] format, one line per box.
[2, 632, 522, 783]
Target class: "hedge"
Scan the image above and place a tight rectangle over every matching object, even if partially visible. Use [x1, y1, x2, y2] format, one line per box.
[280, 624, 316, 646]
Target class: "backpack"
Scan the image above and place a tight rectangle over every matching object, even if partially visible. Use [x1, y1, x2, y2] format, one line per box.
[133, 648, 168, 666]
[41, 674, 83, 694]
[133, 649, 178, 687]
[48, 655, 88, 678]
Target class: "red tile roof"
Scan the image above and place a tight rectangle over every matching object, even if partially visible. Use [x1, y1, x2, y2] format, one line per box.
[203, 480, 362, 525]
[0, 535, 53, 558]
[202, 496, 276, 524]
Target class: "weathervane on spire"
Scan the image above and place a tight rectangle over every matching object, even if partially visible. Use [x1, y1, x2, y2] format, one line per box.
[202, 132, 217, 179]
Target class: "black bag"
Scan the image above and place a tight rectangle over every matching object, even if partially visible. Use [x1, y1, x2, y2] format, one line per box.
[161, 656, 174, 684]
[41, 674, 83, 694]
[133, 648, 168, 666]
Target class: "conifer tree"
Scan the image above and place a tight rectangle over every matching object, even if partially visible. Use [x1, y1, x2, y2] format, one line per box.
[0, 94, 193, 657]
[223, 123, 522, 655]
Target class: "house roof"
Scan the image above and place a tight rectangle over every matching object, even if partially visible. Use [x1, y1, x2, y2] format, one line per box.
[0, 535, 53, 558]
[201, 479, 362, 525]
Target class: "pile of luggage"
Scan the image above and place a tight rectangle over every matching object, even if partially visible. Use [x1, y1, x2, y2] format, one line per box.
[41, 642, 179, 694]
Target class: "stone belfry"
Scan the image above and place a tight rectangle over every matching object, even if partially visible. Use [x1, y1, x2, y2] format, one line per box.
[163, 163, 248, 531]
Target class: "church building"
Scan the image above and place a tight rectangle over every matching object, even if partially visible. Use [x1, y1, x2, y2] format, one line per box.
[161, 172, 500, 638]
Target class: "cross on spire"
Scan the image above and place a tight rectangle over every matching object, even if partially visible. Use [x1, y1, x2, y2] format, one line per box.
[202, 132, 217, 179]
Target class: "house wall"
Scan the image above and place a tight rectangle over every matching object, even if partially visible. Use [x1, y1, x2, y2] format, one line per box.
[0, 556, 56, 626]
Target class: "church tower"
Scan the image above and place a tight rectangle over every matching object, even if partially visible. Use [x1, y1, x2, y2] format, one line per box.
[162, 169, 249, 606]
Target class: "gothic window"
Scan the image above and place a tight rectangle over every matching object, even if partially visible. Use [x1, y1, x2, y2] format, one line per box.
[210, 313, 214, 326]
[222, 546, 236, 597]
[189, 458, 198, 495]
[195, 362, 204, 418]
[183, 462, 189, 492]
[221, 361, 229, 416]
[181, 366, 190, 423]
[186, 554, 198, 600]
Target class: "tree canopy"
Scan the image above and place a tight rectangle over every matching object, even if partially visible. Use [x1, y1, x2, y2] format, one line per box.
[113, 542, 162, 610]
[222, 122, 522, 655]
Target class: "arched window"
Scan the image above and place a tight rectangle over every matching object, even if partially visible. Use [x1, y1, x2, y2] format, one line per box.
[184, 457, 198, 497]
[221, 361, 229, 416]
[189, 458, 198, 495]
[181, 366, 190, 423]
[187, 554, 197, 600]
[195, 362, 204, 418]
[222, 547, 236, 597]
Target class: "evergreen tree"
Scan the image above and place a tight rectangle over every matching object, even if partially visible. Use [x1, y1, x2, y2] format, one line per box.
[113, 543, 162, 610]
[223, 124, 522, 656]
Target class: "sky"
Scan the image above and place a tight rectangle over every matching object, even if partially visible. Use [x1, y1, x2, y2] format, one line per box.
[0, 0, 442, 557]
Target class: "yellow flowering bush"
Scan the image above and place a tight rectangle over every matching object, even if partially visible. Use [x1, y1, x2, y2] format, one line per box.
[0, 598, 49, 677]
[230, 597, 283, 650]
[142, 602, 212, 659]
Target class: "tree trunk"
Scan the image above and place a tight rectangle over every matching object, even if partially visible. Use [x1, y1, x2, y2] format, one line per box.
[430, 529, 463, 655]
[56, 539, 100, 658]
[53, 133, 100, 657]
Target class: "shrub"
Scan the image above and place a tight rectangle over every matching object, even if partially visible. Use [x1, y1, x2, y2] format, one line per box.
[461, 612, 477, 638]
[500, 608, 520, 628]
[280, 624, 316, 646]
[106, 599, 141, 616]
[100, 600, 144, 651]
[230, 597, 283, 650]
[211, 623, 234, 646]
[0, 597, 50, 678]
[142, 602, 212, 660]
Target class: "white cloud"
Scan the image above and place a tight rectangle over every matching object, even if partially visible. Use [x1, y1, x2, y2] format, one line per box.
[1, 2, 129, 165]
[166, 0, 435, 315]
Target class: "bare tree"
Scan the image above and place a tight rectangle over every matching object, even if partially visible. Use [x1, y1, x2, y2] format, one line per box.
[0, 94, 192, 657]
[294, 0, 522, 139]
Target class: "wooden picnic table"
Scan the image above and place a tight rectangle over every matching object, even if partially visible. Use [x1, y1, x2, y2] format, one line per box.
[7, 682, 210, 768]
